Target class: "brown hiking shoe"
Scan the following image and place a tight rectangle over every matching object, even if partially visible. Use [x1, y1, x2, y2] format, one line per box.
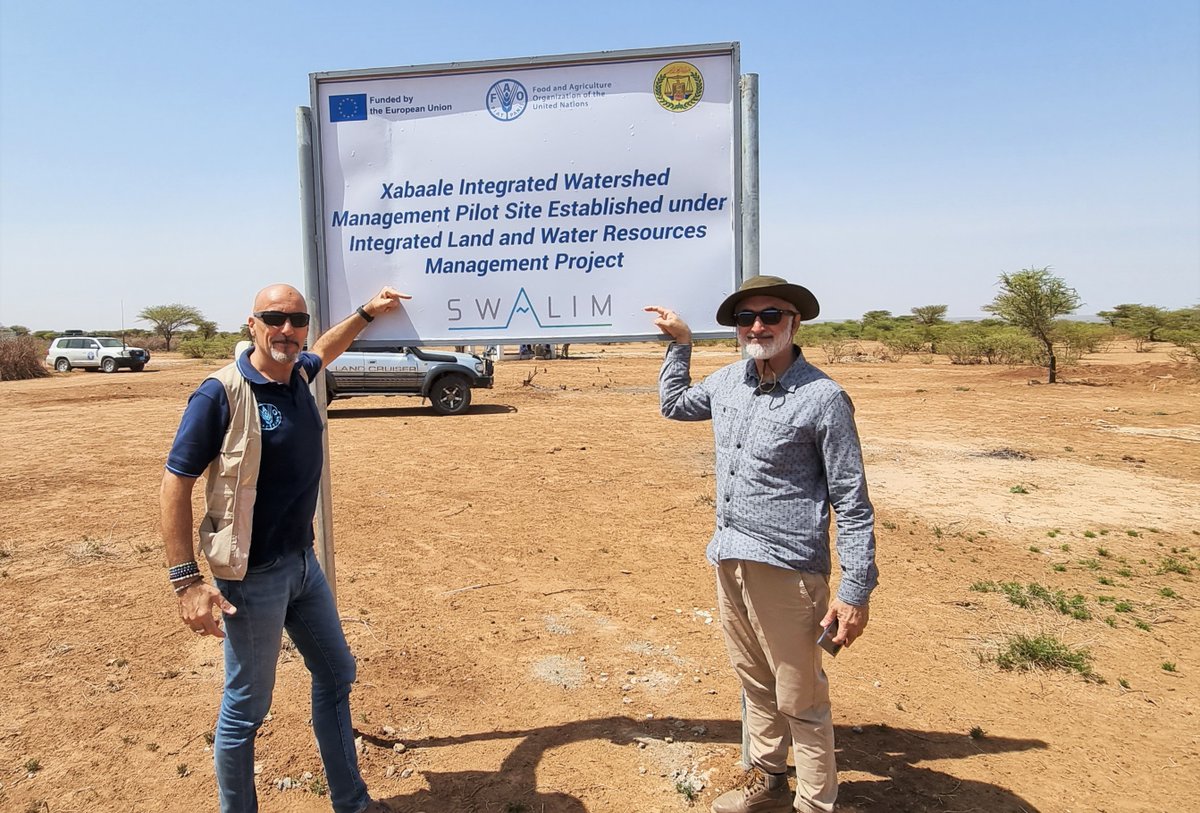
[710, 766, 791, 813]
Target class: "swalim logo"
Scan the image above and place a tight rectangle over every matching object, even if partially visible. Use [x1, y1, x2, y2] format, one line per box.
[653, 61, 704, 112]
[486, 78, 528, 121]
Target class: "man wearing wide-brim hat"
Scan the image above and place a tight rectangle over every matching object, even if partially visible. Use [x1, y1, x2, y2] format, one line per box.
[646, 276, 878, 813]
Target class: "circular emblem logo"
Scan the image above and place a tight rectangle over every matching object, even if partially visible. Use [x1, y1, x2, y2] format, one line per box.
[486, 79, 528, 122]
[653, 61, 704, 112]
[258, 404, 283, 432]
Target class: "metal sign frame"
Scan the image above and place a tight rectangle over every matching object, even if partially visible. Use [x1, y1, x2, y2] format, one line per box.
[305, 43, 742, 347]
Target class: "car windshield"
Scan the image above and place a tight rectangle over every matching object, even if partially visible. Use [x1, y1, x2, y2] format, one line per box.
[96, 338, 125, 347]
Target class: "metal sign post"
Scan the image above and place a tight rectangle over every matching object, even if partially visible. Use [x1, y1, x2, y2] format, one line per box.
[738, 72, 759, 769]
[298, 105, 338, 596]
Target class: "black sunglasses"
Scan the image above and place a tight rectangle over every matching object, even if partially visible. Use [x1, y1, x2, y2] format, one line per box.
[733, 308, 797, 327]
[253, 310, 311, 328]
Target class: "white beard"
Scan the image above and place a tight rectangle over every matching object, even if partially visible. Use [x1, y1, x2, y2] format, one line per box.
[270, 344, 301, 364]
[741, 330, 792, 360]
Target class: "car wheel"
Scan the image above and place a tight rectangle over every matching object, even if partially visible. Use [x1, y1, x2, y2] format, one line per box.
[101, 357, 118, 373]
[130, 364, 145, 372]
[55, 358, 71, 372]
[430, 374, 471, 415]
[322, 370, 339, 406]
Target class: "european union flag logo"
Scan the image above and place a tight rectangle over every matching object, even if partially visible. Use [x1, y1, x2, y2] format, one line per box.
[329, 94, 368, 122]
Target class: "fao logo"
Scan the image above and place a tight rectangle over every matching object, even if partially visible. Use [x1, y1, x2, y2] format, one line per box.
[486, 79, 528, 121]
[258, 404, 283, 432]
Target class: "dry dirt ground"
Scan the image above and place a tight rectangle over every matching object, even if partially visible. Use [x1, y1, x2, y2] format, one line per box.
[1, 342, 1198, 813]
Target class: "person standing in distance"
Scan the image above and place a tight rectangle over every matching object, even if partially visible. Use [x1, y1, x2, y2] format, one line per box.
[161, 284, 408, 813]
[645, 275, 878, 813]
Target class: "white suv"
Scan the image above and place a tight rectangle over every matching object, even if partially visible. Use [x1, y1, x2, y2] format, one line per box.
[325, 344, 494, 415]
[46, 336, 151, 373]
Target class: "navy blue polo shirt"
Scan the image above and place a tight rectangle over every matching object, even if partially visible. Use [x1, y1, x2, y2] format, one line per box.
[166, 349, 325, 567]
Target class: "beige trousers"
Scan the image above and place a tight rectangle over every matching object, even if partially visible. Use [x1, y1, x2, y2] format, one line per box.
[715, 559, 837, 813]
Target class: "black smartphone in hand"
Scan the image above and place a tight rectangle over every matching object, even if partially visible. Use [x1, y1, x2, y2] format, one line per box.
[817, 618, 842, 657]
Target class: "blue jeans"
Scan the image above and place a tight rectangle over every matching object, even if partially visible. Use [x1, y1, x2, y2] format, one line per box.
[214, 546, 368, 813]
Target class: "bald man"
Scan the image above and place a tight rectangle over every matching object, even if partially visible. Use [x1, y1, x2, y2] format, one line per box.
[161, 284, 407, 813]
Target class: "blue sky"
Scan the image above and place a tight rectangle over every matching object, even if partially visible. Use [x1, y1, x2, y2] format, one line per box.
[1, 0, 1197, 331]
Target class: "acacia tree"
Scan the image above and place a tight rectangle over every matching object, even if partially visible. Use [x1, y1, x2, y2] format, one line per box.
[911, 304, 948, 351]
[195, 319, 219, 341]
[138, 303, 205, 351]
[1096, 304, 1172, 351]
[984, 267, 1081, 383]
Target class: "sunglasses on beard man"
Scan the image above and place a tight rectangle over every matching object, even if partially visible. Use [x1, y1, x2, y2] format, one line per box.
[733, 308, 797, 327]
[253, 311, 311, 328]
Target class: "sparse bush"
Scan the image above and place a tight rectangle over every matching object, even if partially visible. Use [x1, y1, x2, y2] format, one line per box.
[819, 338, 860, 364]
[878, 330, 923, 362]
[138, 334, 170, 353]
[996, 633, 1098, 680]
[1, 336, 50, 380]
[70, 536, 113, 561]
[1056, 321, 1114, 363]
[1165, 330, 1200, 363]
[178, 336, 239, 359]
[942, 336, 984, 365]
[1158, 557, 1191, 575]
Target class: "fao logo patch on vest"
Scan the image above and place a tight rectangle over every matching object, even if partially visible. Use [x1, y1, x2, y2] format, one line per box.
[259, 404, 283, 431]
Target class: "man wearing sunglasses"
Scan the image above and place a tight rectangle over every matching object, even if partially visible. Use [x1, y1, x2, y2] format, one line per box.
[161, 283, 408, 813]
[646, 275, 877, 813]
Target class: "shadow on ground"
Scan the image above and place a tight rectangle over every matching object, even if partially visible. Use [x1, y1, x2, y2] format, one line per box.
[328, 404, 517, 419]
[360, 716, 1045, 812]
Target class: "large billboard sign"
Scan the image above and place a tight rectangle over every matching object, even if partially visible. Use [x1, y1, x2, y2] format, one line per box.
[311, 43, 739, 344]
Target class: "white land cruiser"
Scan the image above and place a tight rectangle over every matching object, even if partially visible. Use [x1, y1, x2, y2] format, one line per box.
[233, 341, 494, 416]
[46, 336, 151, 373]
[325, 344, 494, 415]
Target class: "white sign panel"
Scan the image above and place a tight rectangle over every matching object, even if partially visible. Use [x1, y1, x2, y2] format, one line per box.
[312, 44, 738, 344]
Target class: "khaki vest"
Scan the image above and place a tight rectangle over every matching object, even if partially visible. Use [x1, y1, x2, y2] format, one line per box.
[197, 360, 308, 580]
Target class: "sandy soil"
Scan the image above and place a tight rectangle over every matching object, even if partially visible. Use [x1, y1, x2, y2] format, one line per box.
[1, 342, 1197, 813]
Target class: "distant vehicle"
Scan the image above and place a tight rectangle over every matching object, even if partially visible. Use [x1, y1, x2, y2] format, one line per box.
[46, 336, 150, 373]
[325, 344, 494, 415]
[232, 341, 494, 415]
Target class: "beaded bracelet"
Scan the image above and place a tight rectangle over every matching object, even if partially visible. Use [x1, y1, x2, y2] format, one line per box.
[168, 561, 200, 582]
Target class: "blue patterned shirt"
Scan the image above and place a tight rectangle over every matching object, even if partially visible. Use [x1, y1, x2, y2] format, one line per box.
[659, 343, 878, 605]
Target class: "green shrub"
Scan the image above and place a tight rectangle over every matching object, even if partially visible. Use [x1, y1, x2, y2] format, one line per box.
[996, 633, 1098, 680]
[178, 336, 239, 359]
[1056, 321, 1114, 361]
[1159, 557, 1192, 576]
[877, 330, 923, 361]
[1164, 329, 1200, 363]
